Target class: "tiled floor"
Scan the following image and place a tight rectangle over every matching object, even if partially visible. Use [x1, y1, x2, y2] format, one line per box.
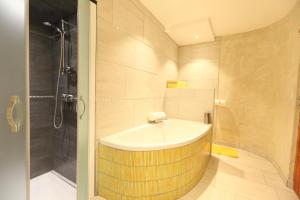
[181, 149, 299, 200]
[30, 171, 76, 200]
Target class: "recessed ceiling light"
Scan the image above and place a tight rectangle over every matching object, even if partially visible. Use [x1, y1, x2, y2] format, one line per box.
[195, 35, 200, 39]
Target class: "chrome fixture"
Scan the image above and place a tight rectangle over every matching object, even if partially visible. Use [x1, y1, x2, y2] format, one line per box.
[43, 21, 63, 34]
[29, 95, 55, 99]
[204, 112, 211, 124]
[60, 94, 77, 103]
[44, 19, 70, 129]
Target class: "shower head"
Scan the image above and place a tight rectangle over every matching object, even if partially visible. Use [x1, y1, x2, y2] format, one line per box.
[43, 21, 62, 33]
[42, 21, 51, 26]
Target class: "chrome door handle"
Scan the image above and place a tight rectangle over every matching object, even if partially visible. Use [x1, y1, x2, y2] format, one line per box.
[79, 96, 86, 120]
[6, 96, 20, 133]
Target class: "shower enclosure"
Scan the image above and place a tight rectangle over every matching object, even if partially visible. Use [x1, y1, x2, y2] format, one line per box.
[0, 0, 95, 199]
[29, 0, 78, 194]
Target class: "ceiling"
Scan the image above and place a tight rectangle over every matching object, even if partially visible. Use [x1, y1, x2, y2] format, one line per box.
[140, 0, 298, 45]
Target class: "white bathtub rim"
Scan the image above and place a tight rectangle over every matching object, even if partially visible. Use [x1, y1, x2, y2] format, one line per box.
[100, 119, 212, 151]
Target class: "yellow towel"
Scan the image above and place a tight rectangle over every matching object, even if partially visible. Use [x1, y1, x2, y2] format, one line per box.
[212, 144, 239, 158]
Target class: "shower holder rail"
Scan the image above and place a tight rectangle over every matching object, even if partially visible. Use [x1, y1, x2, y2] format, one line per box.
[29, 95, 77, 103]
[30, 95, 55, 99]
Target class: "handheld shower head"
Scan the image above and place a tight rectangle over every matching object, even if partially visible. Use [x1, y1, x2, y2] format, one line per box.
[43, 21, 62, 33]
[42, 21, 51, 27]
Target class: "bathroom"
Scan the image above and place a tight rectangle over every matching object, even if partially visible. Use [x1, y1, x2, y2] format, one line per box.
[1, 0, 300, 200]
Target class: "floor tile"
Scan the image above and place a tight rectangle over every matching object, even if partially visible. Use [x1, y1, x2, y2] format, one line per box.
[210, 188, 236, 200]
[235, 195, 252, 200]
[182, 147, 298, 200]
[214, 171, 278, 200]
[262, 170, 287, 188]
[275, 188, 299, 200]
[30, 171, 76, 200]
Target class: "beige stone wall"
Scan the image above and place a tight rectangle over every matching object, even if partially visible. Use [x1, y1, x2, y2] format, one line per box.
[164, 42, 220, 122]
[96, 0, 178, 139]
[216, 2, 300, 182]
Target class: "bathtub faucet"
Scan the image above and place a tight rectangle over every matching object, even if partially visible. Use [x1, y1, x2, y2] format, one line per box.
[148, 112, 167, 123]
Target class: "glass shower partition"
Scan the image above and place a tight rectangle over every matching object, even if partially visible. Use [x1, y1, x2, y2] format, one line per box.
[0, 0, 29, 199]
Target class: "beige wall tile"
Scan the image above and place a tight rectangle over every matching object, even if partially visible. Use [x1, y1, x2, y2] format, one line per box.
[96, 98, 133, 116]
[164, 42, 219, 122]
[179, 60, 219, 80]
[190, 42, 220, 61]
[186, 79, 218, 90]
[178, 46, 192, 63]
[132, 98, 164, 125]
[98, 19, 137, 67]
[135, 42, 161, 74]
[159, 58, 178, 80]
[96, 60, 126, 99]
[125, 68, 165, 99]
[177, 99, 211, 122]
[98, 0, 113, 23]
[143, 16, 164, 51]
[161, 34, 178, 62]
[96, 99, 134, 138]
[96, 110, 134, 138]
[96, 1, 179, 140]
[163, 98, 179, 118]
[113, 0, 144, 40]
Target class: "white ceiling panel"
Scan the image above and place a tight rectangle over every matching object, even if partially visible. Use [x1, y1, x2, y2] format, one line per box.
[140, 0, 298, 45]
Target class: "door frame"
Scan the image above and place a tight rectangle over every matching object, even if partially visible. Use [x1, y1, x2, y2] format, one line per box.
[293, 108, 300, 197]
[88, 1, 97, 198]
[25, 0, 30, 199]
[77, 0, 97, 199]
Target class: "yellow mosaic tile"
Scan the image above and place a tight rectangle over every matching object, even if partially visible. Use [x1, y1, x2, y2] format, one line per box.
[98, 129, 212, 199]
[123, 180, 158, 197]
[99, 180, 122, 199]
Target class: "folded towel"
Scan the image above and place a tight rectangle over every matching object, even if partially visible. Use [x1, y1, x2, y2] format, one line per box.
[212, 144, 239, 158]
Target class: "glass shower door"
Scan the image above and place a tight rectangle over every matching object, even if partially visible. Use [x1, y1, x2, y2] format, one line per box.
[0, 0, 29, 200]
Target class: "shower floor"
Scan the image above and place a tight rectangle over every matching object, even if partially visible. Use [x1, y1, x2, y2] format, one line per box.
[30, 171, 76, 200]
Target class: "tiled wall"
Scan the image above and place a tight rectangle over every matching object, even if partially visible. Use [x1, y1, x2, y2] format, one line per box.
[216, 2, 300, 183]
[164, 42, 219, 122]
[52, 15, 78, 183]
[29, 15, 78, 182]
[96, 0, 178, 139]
[98, 131, 212, 199]
[29, 25, 55, 178]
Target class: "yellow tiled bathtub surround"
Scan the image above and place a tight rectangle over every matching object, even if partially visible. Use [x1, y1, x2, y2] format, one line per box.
[98, 122, 212, 199]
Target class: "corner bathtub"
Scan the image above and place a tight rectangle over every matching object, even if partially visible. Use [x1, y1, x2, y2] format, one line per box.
[98, 119, 212, 200]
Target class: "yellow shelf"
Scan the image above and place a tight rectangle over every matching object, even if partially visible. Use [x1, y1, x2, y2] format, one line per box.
[166, 80, 187, 88]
